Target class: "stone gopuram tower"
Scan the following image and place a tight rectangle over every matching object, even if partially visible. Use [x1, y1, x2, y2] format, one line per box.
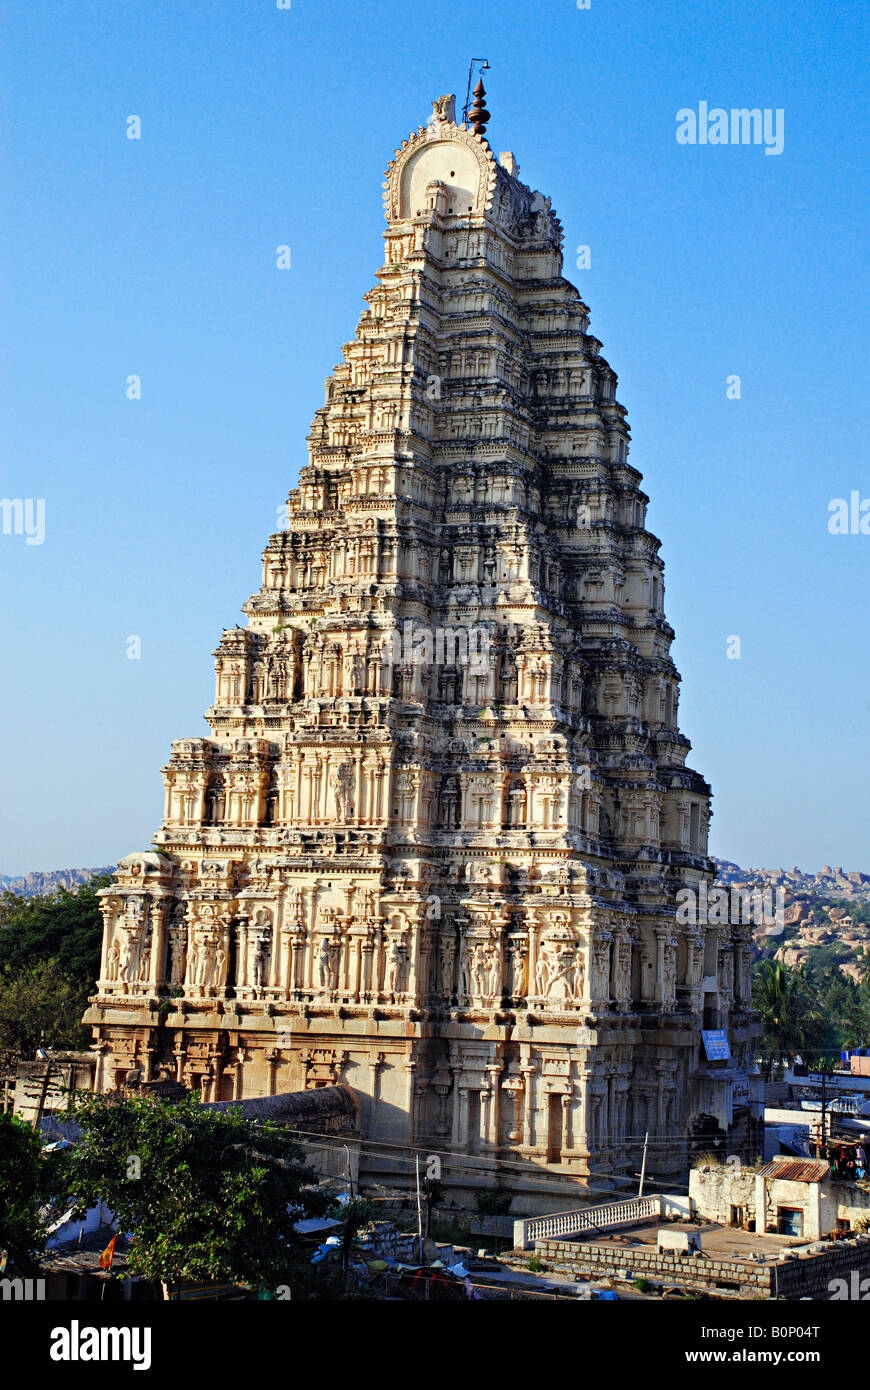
[87, 92, 759, 1203]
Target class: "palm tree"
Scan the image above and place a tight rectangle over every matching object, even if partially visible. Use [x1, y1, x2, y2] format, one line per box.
[752, 960, 826, 1078]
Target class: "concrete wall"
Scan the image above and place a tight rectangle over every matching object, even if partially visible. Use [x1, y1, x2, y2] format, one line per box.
[834, 1182, 870, 1229]
[536, 1233, 870, 1299]
[535, 1238, 771, 1295]
[690, 1165, 757, 1224]
[775, 1238, 870, 1299]
[661, 1194, 694, 1219]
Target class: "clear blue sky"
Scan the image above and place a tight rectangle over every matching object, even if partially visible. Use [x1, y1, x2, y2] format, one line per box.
[1, 0, 867, 876]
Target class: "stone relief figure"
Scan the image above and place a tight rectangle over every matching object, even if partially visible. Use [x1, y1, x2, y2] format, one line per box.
[214, 941, 228, 988]
[106, 938, 121, 983]
[662, 947, 676, 1004]
[249, 909, 273, 990]
[593, 940, 611, 1000]
[459, 945, 471, 998]
[386, 936, 408, 996]
[534, 944, 552, 996]
[571, 949, 585, 1001]
[485, 943, 501, 999]
[534, 938, 581, 1002]
[136, 925, 152, 984]
[349, 650, 364, 695]
[316, 935, 339, 991]
[614, 939, 630, 1001]
[509, 945, 526, 997]
[547, 944, 575, 1001]
[125, 896, 145, 934]
[439, 939, 455, 996]
[168, 925, 187, 986]
[121, 928, 140, 987]
[470, 941, 488, 996]
[342, 651, 355, 693]
[331, 762, 354, 820]
[194, 934, 216, 990]
[251, 938, 269, 989]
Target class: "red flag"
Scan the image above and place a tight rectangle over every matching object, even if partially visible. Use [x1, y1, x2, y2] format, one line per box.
[98, 1234, 117, 1270]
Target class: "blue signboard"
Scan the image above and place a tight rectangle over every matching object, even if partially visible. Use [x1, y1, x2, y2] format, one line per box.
[702, 1030, 731, 1061]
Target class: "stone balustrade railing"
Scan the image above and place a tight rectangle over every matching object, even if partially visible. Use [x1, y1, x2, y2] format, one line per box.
[513, 1194, 663, 1251]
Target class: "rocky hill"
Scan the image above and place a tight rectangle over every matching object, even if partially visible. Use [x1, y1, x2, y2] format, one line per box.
[0, 867, 116, 898]
[712, 859, 870, 981]
[713, 858, 870, 901]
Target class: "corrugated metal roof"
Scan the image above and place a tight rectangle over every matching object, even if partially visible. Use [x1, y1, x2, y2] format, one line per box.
[757, 1159, 829, 1183]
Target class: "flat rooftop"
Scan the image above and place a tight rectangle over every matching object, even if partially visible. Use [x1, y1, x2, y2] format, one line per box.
[575, 1220, 812, 1262]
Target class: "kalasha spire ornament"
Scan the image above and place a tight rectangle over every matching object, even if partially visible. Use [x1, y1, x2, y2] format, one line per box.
[468, 79, 490, 136]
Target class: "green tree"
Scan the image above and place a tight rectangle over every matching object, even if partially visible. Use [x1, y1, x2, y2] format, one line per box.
[0, 1111, 70, 1274]
[811, 965, 869, 1052]
[0, 876, 111, 989]
[68, 1092, 330, 1288]
[0, 876, 111, 1065]
[752, 959, 827, 1076]
[0, 960, 90, 1063]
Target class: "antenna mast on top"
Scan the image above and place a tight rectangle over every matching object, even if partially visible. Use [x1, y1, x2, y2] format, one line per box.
[462, 58, 491, 124]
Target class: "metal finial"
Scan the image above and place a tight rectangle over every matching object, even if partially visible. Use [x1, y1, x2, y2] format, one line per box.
[468, 79, 491, 136]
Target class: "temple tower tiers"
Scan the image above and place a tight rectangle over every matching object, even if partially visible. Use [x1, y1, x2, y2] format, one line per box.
[87, 92, 760, 1205]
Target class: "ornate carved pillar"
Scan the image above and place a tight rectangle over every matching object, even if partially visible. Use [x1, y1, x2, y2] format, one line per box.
[450, 1074, 464, 1146]
[526, 910, 541, 1002]
[561, 1092, 572, 1155]
[654, 927, 667, 1005]
[147, 897, 170, 993]
[521, 1063, 536, 1149]
[484, 1062, 502, 1149]
[368, 1052, 386, 1135]
[263, 1047, 278, 1097]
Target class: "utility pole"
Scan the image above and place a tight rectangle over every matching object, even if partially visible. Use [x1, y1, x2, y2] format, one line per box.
[31, 1057, 53, 1132]
[819, 1068, 828, 1160]
[638, 1132, 649, 1198]
[415, 1155, 424, 1265]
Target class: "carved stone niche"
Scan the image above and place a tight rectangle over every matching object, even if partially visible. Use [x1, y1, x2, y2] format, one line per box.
[302, 1048, 347, 1088]
[541, 1056, 572, 1093]
[533, 923, 583, 1008]
[501, 1068, 526, 1143]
